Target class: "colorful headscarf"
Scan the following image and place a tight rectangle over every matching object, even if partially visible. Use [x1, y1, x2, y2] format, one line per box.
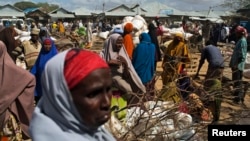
[236, 26, 245, 33]
[64, 49, 109, 90]
[123, 22, 133, 33]
[43, 38, 52, 45]
[123, 22, 134, 59]
[175, 32, 183, 37]
[235, 25, 248, 37]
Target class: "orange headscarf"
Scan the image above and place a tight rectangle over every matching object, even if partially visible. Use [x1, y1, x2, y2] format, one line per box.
[123, 22, 134, 59]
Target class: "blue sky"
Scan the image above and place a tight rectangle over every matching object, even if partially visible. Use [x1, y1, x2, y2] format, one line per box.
[2, 0, 227, 11]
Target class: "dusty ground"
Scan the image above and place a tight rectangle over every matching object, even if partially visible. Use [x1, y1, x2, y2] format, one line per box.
[89, 35, 250, 125]
[154, 52, 250, 125]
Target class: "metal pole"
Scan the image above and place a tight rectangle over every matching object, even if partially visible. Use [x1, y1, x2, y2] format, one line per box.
[103, 3, 105, 13]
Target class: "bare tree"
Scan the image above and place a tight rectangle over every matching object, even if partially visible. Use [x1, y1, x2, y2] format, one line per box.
[222, 0, 250, 10]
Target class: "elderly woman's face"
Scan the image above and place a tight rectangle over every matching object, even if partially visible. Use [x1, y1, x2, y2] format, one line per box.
[70, 68, 112, 129]
[114, 36, 123, 52]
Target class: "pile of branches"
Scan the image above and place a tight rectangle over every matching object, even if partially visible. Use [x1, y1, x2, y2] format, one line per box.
[104, 74, 228, 141]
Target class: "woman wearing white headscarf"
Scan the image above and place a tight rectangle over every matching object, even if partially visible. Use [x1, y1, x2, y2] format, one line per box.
[29, 48, 116, 141]
[100, 33, 146, 101]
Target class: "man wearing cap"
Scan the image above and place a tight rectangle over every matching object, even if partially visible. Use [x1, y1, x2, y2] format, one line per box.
[229, 25, 248, 104]
[20, 28, 42, 70]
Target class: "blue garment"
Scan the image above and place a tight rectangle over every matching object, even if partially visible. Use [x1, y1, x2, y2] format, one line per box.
[200, 44, 224, 68]
[30, 38, 58, 97]
[229, 37, 247, 71]
[132, 32, 155, 84]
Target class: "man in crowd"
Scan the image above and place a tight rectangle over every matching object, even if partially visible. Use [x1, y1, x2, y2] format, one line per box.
[14, 28, 42, 70]
[229, 26, 248, 104]
[195, 40, 225, 83]
[194, 40, 225, 122]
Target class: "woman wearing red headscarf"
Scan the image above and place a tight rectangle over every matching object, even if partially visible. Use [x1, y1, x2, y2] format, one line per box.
[30, 38, 58, 103]
[29, 48, 116, 141]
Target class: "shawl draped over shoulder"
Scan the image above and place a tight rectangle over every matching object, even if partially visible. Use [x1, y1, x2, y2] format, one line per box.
[29, 49, 116, 141]
[0, 41, 35, 139]
[100, 33, 146, 94]
[132, 32, 156, 84]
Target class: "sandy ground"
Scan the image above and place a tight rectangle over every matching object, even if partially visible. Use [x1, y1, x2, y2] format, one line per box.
[88, 35, 250, 124]
[154, 52, 250, 124]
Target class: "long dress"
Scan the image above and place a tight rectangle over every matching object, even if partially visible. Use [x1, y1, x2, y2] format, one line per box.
[161, 33, 191, 102]
[132, 32, 156, 95]
[30, 38, 58, 102]
[123, 22, 134, 60]
[162, 34, 190, 85]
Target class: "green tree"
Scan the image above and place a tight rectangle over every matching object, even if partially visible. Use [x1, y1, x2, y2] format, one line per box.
[14, 1, 59, 13]
[14, 1, 38, 10]
[37, 2, 59, 13]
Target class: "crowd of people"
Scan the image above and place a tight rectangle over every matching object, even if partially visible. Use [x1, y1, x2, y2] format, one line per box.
[0, 15, 249, 140]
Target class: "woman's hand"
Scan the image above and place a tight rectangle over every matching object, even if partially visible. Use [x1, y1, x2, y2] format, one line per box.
[117, 56, 128, 69]
[108, 59, 121, 66]
[117, 56, 130, 78]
